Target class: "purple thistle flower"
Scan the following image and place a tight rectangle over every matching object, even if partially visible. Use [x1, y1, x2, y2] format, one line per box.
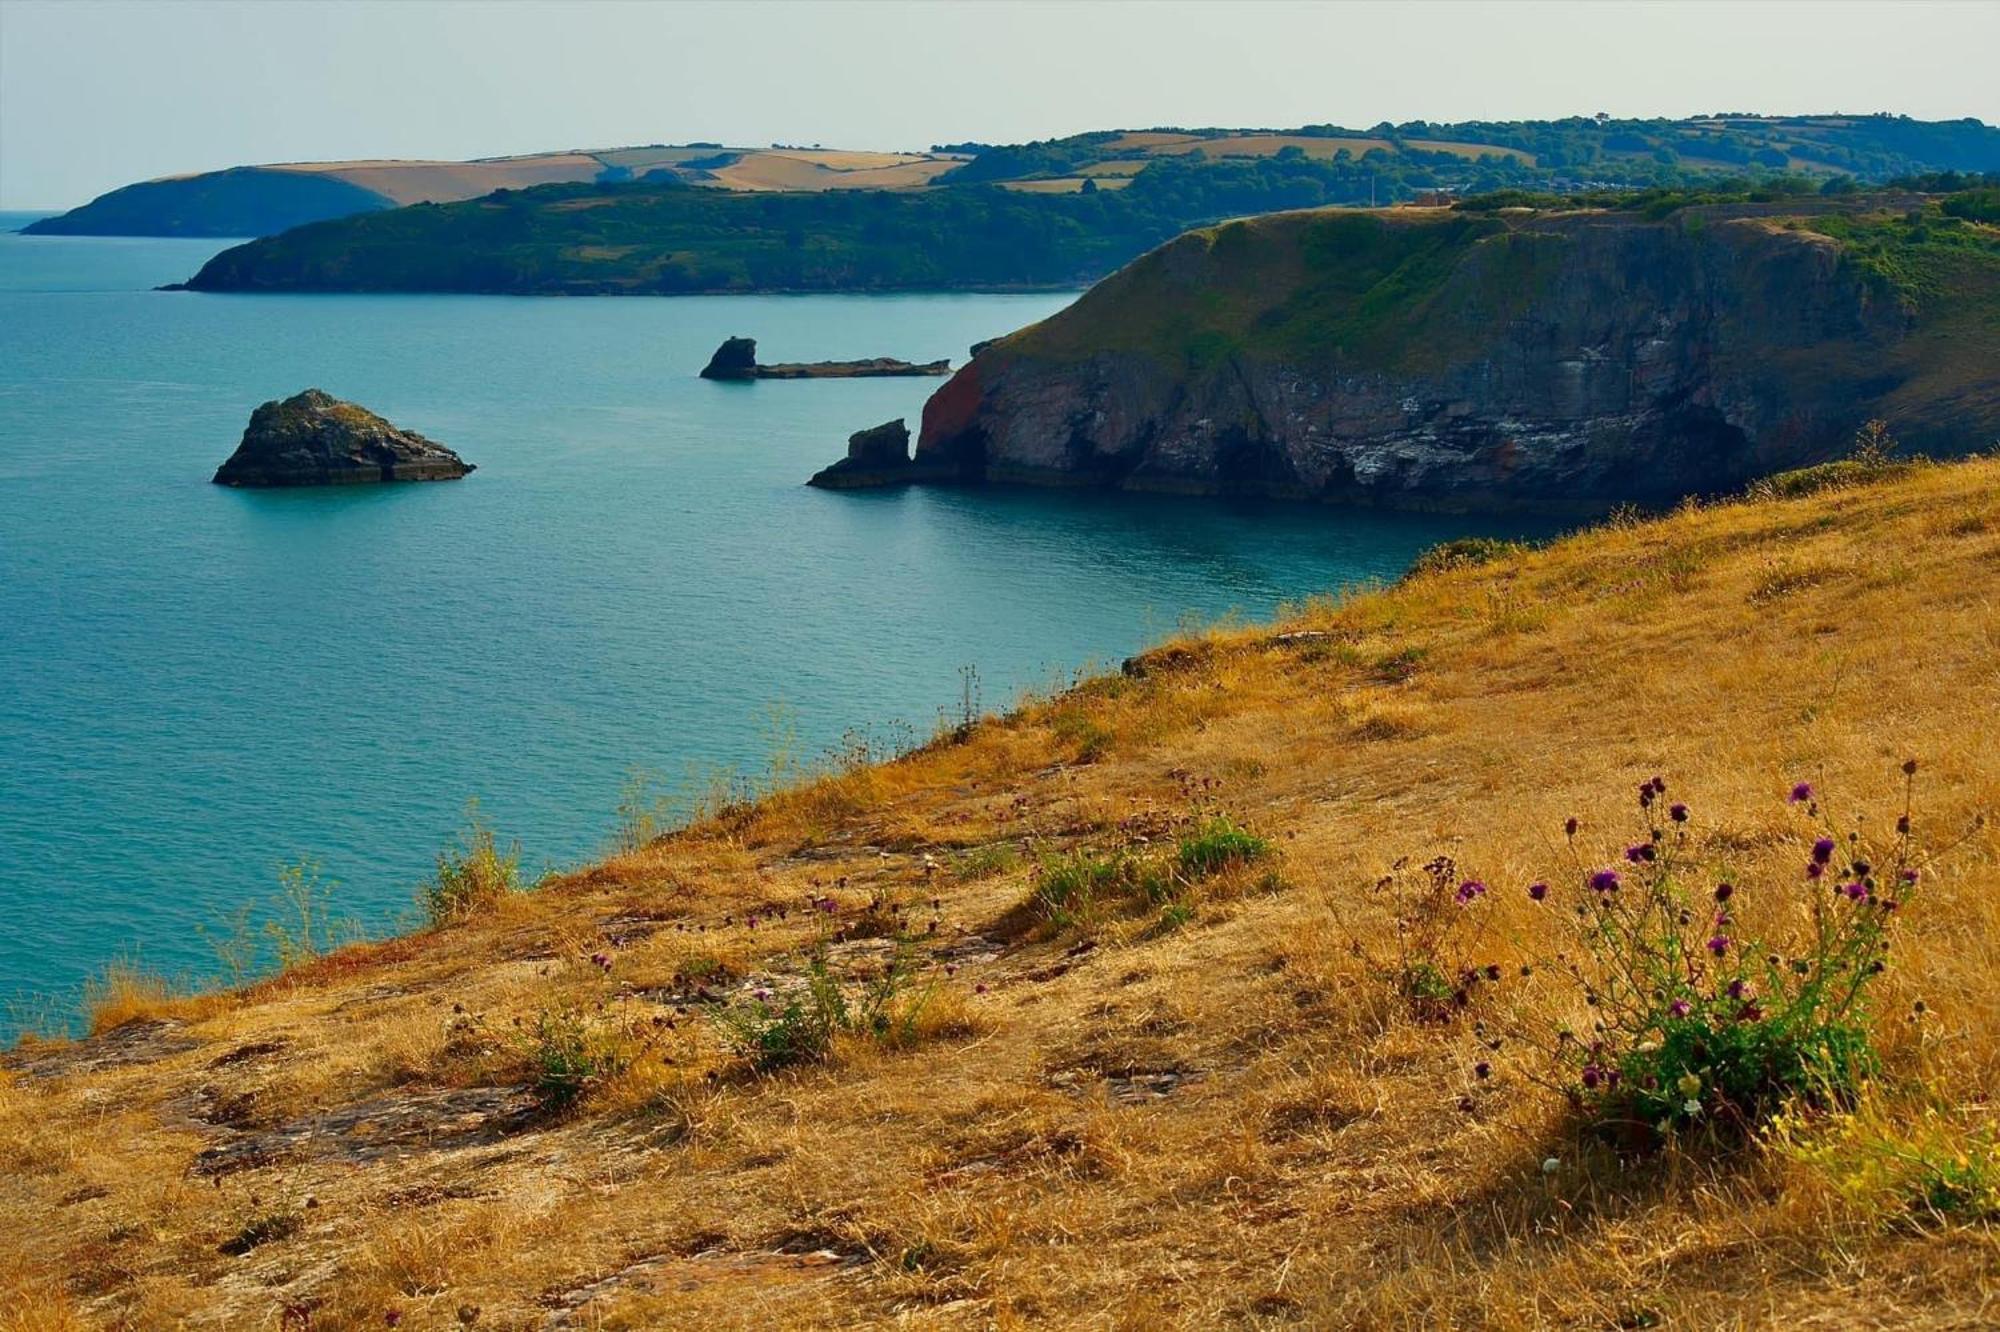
[1651, 776, 1667, 794]
[1901, 867, 1920, 884]
[1528, 881, 1549, 902]
[1806, 861, 1825, 880]
[1474, 1061, 1491, 1080]
[1706, 934, 1730, 956]
[1812, 837, 1836, 864]
[1639, 784, 1655, 809]
[1589, 869, 1622, 893]
[1581, 1065, 1602, 1090]
[1565, 817, 1580, 838]
[1670, 803, 1689, 823]
[1842, 881, 1867, 901]
[1790, 782, 1814, 804]
[1714, 882, 1734, 902]
[1624, 843, 1657, 864]
[1455, 879, 1488, 905]
[1668, 998, 1692, 1018]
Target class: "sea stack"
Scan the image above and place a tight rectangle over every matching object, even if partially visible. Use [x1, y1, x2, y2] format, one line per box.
[699, 336, 761, 380]
[807, 419, 933, 488]
[211, 389, 474, 487]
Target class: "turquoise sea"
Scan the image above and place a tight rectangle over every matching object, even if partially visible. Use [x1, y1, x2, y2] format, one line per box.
[0, 215, 1558, 1037]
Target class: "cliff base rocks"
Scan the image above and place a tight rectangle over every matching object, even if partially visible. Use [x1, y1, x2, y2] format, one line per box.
[808, 419, 948, 489]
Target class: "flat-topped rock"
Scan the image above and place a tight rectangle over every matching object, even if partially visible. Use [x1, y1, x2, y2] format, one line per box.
[212, 389, 474, 487]
[700, 336, 949, 381]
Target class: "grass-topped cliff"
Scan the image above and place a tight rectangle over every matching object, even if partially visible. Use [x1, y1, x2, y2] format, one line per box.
[8, 454, 2000, 1327]
[909, 191, 2000, 509]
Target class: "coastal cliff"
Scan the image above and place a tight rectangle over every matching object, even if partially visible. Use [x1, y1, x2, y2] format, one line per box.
[911, 196, 2000, 512]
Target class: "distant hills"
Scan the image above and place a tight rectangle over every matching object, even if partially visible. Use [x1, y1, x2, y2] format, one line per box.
[28, 115, 2000, 242]
[21, 146, 973, 238]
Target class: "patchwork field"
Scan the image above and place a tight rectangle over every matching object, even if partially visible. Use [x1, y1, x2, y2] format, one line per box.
[702, 150, 963, 193]
[268, 154, 607, 205]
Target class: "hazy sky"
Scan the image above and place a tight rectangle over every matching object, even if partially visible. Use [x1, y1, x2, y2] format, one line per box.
[3, 0, 1997, 209]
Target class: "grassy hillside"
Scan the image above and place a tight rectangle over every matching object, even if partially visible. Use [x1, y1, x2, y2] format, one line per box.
[8, 455, 2000, 1327]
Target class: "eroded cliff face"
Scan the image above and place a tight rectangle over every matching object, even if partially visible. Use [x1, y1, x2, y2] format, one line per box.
[914, 201, 1988, 512]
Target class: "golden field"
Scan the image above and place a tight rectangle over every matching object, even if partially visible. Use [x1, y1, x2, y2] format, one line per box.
[7, 456, 2000, 1328]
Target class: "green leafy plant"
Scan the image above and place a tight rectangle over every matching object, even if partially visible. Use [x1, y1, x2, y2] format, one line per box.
[516, 1005, 631, 1110]
[715, 940, 945, 1073]
[1176, 814, 1272, 878]
[421, 800, 522, 926]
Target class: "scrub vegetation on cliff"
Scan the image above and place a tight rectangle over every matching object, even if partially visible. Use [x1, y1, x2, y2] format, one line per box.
[8, 452, 2000, 1328]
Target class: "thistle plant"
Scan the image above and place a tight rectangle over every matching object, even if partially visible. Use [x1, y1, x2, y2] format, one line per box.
[1338, 853, 1501, 1023]
[1513, 766, 1930, 1142]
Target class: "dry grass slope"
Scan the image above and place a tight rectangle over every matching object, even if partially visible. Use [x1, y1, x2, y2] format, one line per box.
[8, 458, 2000, 1328]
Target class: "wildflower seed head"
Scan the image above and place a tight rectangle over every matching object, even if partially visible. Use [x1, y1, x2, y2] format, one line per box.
[1565, 817, 1579, 838]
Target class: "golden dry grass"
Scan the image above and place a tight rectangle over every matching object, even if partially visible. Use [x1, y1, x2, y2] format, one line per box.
[9, 459, 2000, 1327]
[268, 154, 605, 205]
[705, 151, 956, 193]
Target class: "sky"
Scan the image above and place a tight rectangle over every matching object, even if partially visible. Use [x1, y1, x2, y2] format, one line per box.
[2, 0, 1997, 209]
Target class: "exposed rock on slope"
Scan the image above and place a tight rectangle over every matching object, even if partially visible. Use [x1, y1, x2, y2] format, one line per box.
[909, 197, 2000, 512]
[700, 337, 950, 380]
[212, 390, 474, 487]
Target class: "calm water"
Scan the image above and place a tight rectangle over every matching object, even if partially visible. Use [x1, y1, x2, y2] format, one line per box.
[0, 214, 1555, 1036]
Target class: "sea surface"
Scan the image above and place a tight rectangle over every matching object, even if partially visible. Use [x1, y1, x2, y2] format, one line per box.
[0, 214, 1558, 1037]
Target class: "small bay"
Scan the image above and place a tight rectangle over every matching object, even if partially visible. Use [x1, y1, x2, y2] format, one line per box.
[0, 216, 1557, 1035]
